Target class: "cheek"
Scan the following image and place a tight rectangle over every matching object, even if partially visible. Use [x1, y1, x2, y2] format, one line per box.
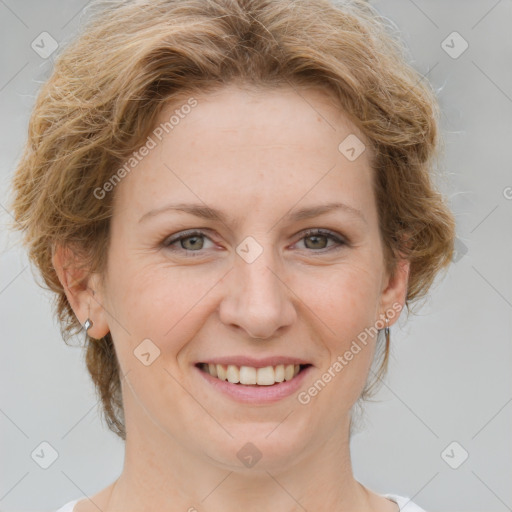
[303, 260, 381, 341]
[105, 258, 219, 357]
[101, 260, 224, 439]
[299, 261, 381, 398]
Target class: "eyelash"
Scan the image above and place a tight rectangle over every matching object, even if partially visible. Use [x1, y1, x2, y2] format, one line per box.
[161, 228, 348, 256]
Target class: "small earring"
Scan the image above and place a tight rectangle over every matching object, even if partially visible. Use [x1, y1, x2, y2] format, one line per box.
[384, 314, 390, 345]
[83, 301, 94, 332]
[83, 318, 93, 332]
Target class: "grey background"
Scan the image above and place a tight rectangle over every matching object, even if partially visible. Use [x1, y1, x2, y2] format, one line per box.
[1, 1, 511, 511]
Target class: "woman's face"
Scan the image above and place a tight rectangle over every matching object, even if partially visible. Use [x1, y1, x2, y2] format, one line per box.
[90, 84, 408, 469]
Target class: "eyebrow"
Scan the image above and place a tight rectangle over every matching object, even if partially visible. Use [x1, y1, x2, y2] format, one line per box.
[138, 201, 367, 226]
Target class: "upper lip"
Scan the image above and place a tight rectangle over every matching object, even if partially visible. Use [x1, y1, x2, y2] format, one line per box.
[195, 356, 312, 368]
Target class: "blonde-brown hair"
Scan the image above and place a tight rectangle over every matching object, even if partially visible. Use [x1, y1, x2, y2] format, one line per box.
[9, 0, 455, 440]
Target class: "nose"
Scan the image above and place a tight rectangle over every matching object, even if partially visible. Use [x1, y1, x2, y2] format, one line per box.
[218, 248, 296, 340]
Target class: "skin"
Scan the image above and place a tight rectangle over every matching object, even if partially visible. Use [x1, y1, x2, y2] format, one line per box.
[54, 83, 409, 511]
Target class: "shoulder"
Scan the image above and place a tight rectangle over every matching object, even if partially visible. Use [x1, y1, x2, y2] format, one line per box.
[54, 498, 80, 512]
[384, 493, 428, 511]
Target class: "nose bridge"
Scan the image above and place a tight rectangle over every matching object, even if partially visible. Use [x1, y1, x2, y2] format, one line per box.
[239, 247, 281, 306]
[219, 234, 296, 339]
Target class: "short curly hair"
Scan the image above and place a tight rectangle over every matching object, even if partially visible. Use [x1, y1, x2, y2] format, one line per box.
[9, 0, 455, 440]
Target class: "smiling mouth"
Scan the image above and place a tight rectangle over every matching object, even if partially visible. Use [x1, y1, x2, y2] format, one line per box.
[196, 363, 311, 386]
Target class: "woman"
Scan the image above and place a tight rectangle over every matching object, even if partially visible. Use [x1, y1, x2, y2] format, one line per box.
[9, 0, 455, 510]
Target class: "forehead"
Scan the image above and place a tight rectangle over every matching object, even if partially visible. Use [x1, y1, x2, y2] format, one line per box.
[113, 84, 376, 226]
[157, 83, 367, 149]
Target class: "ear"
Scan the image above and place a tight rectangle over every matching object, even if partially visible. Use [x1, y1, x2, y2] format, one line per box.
[52, 244, 110, 339]
[377, 256, 410, 327]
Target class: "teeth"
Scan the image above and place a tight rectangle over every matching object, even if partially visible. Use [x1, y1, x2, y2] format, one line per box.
[208, 363, 217, 378]
[226, 364, 240, 383]
[216, 364, 227, 381]
[256, 366, 275, 386]
[274, 364, 285, 382]
[202, 363, 302, 385]
[239, 366, 257, 385]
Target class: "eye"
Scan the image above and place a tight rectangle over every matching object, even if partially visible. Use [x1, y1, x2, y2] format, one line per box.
[162, 228, 347, 257]
[162, 230, 215, 255]
[294, 228, 347, 253]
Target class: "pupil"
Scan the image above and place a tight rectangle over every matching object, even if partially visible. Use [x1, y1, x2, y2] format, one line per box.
[184, 236, 202, 250]
[307, 235, 326, 249]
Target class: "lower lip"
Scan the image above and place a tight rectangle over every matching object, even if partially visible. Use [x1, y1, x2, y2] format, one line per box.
[195, 365, 312, 404]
